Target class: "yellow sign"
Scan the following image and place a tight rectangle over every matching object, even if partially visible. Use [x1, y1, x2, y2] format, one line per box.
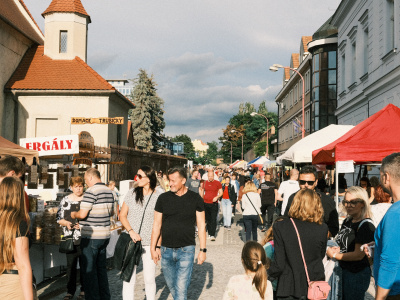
[71, 117, 124, 125]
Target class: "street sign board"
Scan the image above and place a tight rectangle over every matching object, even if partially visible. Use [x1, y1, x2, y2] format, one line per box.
[71, 117, 124, 125]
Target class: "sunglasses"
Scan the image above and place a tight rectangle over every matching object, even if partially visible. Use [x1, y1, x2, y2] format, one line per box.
[342, 199, 363, 207]
[137, 174, 147, 180]
[299, 180, 315, 185]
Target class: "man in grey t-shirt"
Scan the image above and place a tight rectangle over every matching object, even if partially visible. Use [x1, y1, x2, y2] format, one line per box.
[186, 169, 200, 194]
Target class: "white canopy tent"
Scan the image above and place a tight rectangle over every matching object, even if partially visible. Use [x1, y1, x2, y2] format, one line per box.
[276, 125, 354, 165]
[247, 156, 269, 167]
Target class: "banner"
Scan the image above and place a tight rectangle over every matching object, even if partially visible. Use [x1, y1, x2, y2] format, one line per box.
[20, 135, 79, 156]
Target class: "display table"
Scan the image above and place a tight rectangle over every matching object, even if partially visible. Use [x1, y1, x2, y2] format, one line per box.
[30, 223, 122, 284]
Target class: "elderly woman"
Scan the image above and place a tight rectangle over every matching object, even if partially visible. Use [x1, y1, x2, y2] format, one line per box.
[326, 186, 375, 300]
[268, 189, 328, 300]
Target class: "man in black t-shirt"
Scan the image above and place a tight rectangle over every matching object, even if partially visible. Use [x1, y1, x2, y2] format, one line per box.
[151, 167, 206, 300]
[257, 173, 277, 231]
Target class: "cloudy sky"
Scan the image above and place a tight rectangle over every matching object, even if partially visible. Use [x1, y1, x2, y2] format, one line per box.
[25, 0, 340, 143]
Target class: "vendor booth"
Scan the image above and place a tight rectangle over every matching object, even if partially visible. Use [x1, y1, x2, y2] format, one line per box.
[277, 124, 354, 165]
[0, 136, 39, 165]
[312, 104, 400, 208]
[20, 132, 121, 284]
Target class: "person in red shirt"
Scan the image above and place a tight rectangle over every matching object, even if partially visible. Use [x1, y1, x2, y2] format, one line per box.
[200, 169, 222, 241]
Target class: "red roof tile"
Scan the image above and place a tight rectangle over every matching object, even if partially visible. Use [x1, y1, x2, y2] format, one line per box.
[6, 45, 115, 91]
[42, 0, 90, 19]
[302, 36, 312, 53]
[291, 53, 300, 68]
[0, 0, 44, 45]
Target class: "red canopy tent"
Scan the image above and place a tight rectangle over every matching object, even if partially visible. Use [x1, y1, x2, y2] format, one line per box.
[312, 104, 400, 165]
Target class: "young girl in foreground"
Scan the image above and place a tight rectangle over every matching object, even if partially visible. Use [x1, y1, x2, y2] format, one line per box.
[223, 241, 273, 300]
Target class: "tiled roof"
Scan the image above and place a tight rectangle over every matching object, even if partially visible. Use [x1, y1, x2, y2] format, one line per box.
[284, 68, 290, 81]
[0, 0, 44, 45]
[291, 53, 300, 69]
[42, 0, 90, 20]
[302, 36, 313, 52]
[6, 45, 115, 91]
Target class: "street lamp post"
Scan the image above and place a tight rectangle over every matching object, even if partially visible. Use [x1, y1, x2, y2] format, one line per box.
[250, 112, 269, 158]
[221, 140, 233, 164]
[230, 130, 244, 160]
[269, 64, 305, 138]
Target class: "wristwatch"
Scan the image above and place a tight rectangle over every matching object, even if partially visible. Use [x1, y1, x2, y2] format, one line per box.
[199, 248, 207, 253]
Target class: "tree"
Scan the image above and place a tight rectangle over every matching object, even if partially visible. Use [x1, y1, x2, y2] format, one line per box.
[219, 101, 278, 160]
[129, 69, 165, 152]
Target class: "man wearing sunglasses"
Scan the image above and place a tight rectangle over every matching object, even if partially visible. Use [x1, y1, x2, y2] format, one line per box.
[283, 165, 339, 237]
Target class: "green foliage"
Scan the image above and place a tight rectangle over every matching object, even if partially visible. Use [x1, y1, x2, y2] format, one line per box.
[129, 69, 165, 152]
[206, 141, 218, 159]
[219, 101, 278, 161]
[254, 141, 268, 157]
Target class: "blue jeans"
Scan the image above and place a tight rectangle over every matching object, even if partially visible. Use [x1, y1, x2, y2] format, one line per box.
[243, 215, 258, 241]
[80, 238, 110, 300]
[161, 245, 195, 300]
[342, 266, 371, 300]
[221, 198, 232, 227]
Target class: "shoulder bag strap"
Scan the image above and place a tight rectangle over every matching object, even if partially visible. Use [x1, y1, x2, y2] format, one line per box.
[290, 218, 311, 285]
[245, 194, 260, 214]
[358, 218, 374, 231]
[138, 191, 154, 234]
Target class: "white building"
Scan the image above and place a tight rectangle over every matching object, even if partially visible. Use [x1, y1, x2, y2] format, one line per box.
[3, 0, 134, 147]
[332, 0, 400, 124]
[192, 139, 208, 157]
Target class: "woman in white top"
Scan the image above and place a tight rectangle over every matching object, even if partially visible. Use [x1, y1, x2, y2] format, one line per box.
[223, 241, 273, 300]
[241, 181, 262, 241]
[119, 166, 161, 300]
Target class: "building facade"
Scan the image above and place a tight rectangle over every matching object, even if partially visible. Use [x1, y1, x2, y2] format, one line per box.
[332, 0, 400, 125]
[192, 139, 208, 157]
[3, 0, 133, 148]
[275, 36, 313, 157]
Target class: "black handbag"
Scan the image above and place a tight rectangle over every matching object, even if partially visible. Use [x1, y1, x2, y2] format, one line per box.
[114, 191, 154, 282]
[59, 230, 75, 254]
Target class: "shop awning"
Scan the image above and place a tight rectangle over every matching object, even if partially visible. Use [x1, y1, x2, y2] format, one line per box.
[277, 124, 354, 164]
[312, 104, 400, 165]
[0, 136, 39, 165]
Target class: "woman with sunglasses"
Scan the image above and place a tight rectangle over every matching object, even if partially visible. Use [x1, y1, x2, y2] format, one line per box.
[326, 186, 375, 300]
[119, 166, 161, 300]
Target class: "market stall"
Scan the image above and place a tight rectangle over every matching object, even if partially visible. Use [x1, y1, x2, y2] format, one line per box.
[20, 132, 120, 284]
[0, 136, 39, 165]
[277, 124, 354, 165]
[312, 104, 400, 207]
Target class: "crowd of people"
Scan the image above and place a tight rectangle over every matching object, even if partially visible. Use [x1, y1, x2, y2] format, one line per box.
[1, 153, 400, 300]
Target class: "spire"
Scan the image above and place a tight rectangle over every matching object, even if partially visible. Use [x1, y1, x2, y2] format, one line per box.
[42, 0, 90, 22]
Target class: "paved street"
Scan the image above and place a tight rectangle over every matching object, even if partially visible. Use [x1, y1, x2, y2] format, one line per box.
[38, 214, 375, 300]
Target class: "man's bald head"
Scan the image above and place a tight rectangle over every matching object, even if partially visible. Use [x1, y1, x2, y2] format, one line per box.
[290, 169, 299, 180]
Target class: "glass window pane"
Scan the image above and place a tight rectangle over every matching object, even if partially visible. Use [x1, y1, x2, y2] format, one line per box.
[314, 101, 319, 115]
[329, 115, 337, 125]
[320, 100, 328, 115]
[329, 51, 337, 68]
[328, 85, 337, 99]
[320, 70, 328, 86]
[321, 52, 328, 70]
[328, 100, 337, 114]
[320, 116, 328, 129]
[60, 31, 67, 53]
[315, 117, 319, 131]
[313, 72, 319, 87]
[328, 70, 336, 84]
[313, 87, 319, 101]
[313, 54, 320, 71]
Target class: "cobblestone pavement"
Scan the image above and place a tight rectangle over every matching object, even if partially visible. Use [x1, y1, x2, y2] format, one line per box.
[38, 214, 375, 300]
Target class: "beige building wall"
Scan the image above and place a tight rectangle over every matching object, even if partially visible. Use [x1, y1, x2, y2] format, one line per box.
[192, 139, 208, 156]
[0, 20, 35, 138]
[44, 13, 88, 61]
[6, 93, 129, 147]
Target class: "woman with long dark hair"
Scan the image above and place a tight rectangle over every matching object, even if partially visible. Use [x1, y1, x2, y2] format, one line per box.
[0, 177, 33, 299]
[119, 166, 161, 300]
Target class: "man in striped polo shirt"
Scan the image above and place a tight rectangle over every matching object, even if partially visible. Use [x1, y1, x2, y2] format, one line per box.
[71, 168, 114, 300]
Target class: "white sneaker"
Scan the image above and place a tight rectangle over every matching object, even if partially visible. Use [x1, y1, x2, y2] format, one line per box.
[207, 235, 211, 239]
[211, 236, 216, 241]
